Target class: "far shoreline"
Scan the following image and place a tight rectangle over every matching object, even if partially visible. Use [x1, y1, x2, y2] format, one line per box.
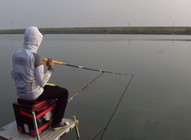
[1, 26, 191, 35]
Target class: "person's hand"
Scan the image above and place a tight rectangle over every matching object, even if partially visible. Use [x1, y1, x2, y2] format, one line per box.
[46, 58, 54, 71]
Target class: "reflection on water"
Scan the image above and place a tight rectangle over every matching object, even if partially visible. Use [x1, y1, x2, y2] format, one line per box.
[1, 34, 191, 140]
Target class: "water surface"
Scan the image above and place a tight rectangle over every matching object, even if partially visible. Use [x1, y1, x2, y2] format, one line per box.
[1, 34, 191, 140]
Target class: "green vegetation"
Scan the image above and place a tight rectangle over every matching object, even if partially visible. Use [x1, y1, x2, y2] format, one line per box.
[1, 26, 191, 35]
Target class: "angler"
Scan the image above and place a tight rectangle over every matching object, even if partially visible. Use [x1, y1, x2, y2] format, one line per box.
[11, 26, 69, 131]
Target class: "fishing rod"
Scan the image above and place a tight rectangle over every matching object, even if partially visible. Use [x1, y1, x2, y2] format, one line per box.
[43, 58, 129, 76]
[46, 72, 104, 103]
[43, 58, 133, 103]
[68, 72, 104, 103]
[92, 74, 135, 140]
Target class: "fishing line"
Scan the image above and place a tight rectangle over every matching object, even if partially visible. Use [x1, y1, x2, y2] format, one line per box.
[92, 74, 135, 140]
[43, 58, 129, 76]
[68, 72, 104, 103]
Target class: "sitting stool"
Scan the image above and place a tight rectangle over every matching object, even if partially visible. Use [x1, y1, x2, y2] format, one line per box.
[12, 98, 56, 136]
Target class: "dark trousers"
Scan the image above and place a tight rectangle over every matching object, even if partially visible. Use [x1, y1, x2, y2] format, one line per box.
[35, 85, 69, 125]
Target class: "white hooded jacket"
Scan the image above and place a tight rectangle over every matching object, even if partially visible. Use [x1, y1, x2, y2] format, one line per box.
[11, 26, 52, 100]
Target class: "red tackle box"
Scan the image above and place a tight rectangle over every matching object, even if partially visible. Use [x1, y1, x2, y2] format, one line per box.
[12, 98, 56, 136]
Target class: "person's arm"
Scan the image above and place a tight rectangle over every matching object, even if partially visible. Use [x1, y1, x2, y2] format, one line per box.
[34, 54, 54, 87]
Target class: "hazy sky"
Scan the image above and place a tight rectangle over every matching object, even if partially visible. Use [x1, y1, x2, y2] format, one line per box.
[1, 0, 191, 29]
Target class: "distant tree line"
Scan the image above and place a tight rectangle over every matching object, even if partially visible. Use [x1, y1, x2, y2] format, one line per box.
[1, 27, 191, 35]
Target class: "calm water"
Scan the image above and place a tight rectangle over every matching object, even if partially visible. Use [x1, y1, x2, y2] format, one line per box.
[1, 34, 191, 140]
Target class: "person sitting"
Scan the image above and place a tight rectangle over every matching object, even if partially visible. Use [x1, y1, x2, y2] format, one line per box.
[11, 26, 69, 130]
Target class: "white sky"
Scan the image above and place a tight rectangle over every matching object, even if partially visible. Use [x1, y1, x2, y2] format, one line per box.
[1, 0, 191, 29]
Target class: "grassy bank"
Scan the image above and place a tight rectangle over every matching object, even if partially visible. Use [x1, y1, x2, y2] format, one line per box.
[1, 26, 191, 35]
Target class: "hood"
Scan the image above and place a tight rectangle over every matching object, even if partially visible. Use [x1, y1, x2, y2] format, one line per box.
[23, 26, 43, 53]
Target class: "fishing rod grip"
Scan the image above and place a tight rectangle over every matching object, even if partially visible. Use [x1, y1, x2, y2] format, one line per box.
[45, 83, 56, 86]
[42, 58, 65, 65]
